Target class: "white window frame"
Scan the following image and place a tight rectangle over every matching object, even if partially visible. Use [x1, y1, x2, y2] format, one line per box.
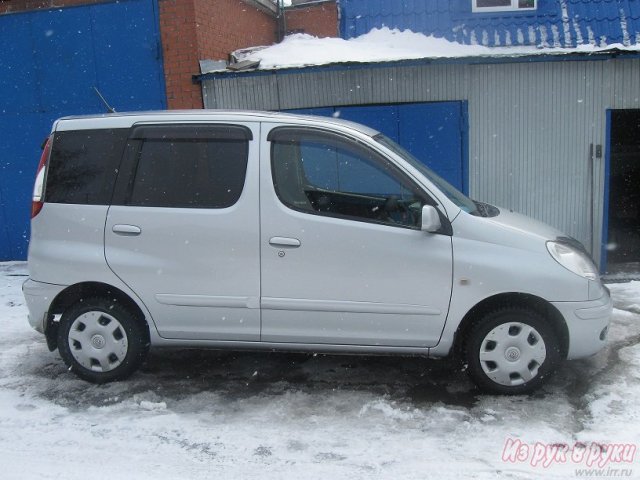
[472, 0, 537, 13]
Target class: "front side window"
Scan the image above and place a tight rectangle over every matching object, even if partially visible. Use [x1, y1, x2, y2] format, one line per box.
[269, 128, 431, 229]
[127, 125, 250, 208]
[472, 0, 536, 12]
[374, 134, 478, 214]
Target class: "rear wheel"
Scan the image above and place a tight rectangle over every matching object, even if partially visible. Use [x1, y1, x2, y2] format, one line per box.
[57, 297, 148, 383]
[464, 308, 561, 394]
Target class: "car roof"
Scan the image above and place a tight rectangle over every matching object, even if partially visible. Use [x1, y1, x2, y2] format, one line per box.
[54, 110, 380, 137]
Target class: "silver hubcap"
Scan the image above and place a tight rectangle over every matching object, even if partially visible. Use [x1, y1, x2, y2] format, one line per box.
[68, 311, 128, 373]
[479, 322, 546, 386]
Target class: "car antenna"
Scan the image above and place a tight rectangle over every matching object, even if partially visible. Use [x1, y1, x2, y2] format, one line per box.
[92, 86, 116, 113]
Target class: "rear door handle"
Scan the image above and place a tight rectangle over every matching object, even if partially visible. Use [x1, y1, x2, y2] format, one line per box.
[269, 236, 301, 248]
[112, 224, 142, 236]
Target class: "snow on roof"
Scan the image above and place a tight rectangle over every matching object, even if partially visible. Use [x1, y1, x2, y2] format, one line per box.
[206, 27, 640, 74]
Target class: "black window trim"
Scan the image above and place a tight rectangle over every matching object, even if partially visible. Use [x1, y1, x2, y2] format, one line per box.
[129, 123, 253, 141]
[268, 126, 452, 235]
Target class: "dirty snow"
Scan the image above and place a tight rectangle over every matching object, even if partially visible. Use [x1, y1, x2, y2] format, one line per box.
[221, 27, 640, 72]
[1, 261, 640, 479]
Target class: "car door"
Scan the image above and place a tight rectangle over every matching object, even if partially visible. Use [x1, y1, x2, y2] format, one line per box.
[260, 124, 453, 348]
[104, 122, 260, 341]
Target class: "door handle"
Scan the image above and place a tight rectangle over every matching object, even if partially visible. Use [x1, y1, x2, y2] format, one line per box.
[269, 236, 301, 248]
[112, 224, 142, 236]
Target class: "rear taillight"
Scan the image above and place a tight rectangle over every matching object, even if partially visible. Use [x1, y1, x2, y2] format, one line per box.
[32, 136, 51, 219]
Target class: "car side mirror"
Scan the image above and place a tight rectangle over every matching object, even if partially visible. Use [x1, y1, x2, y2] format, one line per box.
[421, 205, 441, 233]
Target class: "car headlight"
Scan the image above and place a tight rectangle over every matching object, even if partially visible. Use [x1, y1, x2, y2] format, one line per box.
[546, 241, 598, 280]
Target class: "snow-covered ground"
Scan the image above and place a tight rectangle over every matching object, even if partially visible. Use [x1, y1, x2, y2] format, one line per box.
[1, 261, 639, 479]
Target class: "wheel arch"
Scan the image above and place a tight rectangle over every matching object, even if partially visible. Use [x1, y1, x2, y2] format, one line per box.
[452, 292, 569, 360]
[45, 282, 150, 351]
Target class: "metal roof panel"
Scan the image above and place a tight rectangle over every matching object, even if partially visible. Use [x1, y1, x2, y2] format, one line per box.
[340, 0, 640, 47]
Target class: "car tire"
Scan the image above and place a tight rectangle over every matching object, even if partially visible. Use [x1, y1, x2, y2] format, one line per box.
[464, 307, 561, 394]
[57, 296, 149, 383]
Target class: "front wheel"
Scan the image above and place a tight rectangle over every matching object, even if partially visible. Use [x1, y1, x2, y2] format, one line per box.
[464, 308, 561, 394]
[57, 297, 149, 383]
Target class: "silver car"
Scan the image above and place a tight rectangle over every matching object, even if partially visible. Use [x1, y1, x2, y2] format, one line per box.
[23, 110, 612, 394]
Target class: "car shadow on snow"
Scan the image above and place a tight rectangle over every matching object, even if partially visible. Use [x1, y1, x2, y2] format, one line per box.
[29, 343, 618, 418]
[32, 348, 486, 410]
[145, 349, 482, 406]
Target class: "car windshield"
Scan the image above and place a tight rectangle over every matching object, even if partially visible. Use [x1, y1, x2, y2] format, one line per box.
[374, 134, 478, 213]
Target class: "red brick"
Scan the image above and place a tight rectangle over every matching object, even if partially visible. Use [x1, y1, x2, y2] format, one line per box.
[159, 0, 278, 109]
[284, 1, 338, 38]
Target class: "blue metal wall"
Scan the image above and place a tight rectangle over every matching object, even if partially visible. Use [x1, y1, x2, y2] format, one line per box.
[287, 102, 469, 193]
[340, 0, 640, 48]
[0, 0, 166, 260]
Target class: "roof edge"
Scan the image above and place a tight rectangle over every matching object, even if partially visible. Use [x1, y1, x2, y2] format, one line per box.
[195, 47, 640, 82]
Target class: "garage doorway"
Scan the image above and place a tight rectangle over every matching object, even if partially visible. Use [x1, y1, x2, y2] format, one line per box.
[605, 109, 640, 273]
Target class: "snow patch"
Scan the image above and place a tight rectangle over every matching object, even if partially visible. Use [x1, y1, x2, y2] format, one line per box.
[359, 398, 417, 421]
[620, 8, 631, 46]
[139, 400, 168, 411]
[218, 28, 640, 74]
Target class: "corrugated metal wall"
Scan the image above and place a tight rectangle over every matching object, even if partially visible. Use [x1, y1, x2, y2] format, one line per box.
[339, 0, 640, 48]
[201, 57, 640, 264]
[0, 0, 166, 260]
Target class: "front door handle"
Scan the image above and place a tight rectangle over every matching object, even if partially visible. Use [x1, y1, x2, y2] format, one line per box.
[112, 224, 142, 236]
[269, 236, 301, 248]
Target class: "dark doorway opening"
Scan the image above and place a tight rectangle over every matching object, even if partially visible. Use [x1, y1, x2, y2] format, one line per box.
[607, 109, 640, 272]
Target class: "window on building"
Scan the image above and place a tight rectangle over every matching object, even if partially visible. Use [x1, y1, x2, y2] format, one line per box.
[472, 0, 536, 12]
[127, 125, 250, 209]
[269, 127, 430, 229]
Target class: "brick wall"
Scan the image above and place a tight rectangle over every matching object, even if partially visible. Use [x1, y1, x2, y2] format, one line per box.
[160, 0, 277, 109]
[195, 0, 276, 61]
[158, 0, 202, 109]
[284, 0, 338, 38]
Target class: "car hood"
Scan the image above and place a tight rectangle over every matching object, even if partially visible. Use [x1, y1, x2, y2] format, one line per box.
[486, 207, 565, 240]
[452, 206, 566, 254]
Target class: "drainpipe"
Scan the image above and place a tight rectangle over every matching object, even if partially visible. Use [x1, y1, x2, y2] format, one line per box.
[277, 0, 287, 42]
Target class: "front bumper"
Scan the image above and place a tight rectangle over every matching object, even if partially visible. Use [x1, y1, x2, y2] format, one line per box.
[22, 279, 66, 333]
[551, 289, 612, 360]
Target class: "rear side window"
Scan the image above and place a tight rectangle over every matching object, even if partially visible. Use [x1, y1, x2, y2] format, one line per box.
[126, 125, 250, 209]
[45, 129, 128, 205]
